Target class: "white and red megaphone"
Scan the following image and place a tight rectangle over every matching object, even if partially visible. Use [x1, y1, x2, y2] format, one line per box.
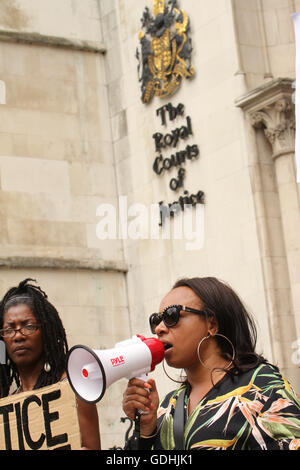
[66, 335, 165, 404]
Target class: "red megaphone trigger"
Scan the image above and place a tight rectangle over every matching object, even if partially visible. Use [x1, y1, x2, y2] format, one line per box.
[137, 335, 165, 371]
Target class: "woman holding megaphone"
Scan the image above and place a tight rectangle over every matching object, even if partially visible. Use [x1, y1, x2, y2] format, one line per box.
[122, 277, 300, 450]
[0, 278, 101, 450]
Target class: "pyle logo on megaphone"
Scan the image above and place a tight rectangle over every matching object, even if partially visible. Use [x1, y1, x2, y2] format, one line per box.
[66, 335, 165, 404]
[110, 355, 125, 367]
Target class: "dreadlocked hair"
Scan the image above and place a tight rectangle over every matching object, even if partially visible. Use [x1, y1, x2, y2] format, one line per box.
[0, 278, 68, 398]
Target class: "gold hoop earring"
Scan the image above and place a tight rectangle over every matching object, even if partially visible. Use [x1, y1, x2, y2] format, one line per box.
[162, 359, 185, 384]
[197, 333, 235, 370]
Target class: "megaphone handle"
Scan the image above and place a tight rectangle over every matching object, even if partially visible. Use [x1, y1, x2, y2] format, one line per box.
[132, 374, 150, 447]
[135, 373, 149, 415]
[130, 409, 142, 450]
[127, 374, 151, 449]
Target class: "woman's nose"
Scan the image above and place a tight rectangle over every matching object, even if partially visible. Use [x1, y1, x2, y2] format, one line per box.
[13, 329, 25, 340]
[155, 320, 169, 335]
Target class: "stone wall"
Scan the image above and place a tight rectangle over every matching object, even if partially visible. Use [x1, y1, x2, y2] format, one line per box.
[0, 0, 129, 449]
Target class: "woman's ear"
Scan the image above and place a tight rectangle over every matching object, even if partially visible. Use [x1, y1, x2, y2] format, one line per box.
[207, 314, 218, 336]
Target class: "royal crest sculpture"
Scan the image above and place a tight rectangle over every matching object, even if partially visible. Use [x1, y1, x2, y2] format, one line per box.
[136, 0, 195, 104]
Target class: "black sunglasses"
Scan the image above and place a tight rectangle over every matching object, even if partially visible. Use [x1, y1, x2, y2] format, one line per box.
[149, 304, 207, 334]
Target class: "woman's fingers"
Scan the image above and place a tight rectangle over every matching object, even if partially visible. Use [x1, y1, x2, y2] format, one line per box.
[122, 378, 159, 436]
[122, 379, 156, 418]
[123, 393, 152, 416]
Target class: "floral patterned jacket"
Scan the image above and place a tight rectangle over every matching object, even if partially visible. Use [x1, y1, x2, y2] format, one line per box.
[138, 363, 300, 450]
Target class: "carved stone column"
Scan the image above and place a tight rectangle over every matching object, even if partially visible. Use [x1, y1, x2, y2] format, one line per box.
[250, 97, 295, 160]
[236, 78, 300, 385]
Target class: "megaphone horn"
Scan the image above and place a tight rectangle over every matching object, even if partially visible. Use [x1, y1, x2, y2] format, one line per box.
[66, 335, 165, 404]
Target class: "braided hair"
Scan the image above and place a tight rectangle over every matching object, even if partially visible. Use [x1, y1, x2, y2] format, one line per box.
[0, 278, 68, 397]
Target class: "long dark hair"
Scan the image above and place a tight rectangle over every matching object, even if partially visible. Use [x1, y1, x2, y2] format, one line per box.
[0, 278, 68, 397]
[173, 277, 268, 374]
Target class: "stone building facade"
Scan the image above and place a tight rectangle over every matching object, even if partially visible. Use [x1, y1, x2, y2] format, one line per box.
[0, 0, 299, 449]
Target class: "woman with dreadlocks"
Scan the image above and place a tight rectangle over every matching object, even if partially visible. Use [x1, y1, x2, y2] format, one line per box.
[0, 278, 101, 450]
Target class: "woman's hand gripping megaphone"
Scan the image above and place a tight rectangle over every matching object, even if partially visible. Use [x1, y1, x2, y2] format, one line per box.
[122, 376, 160, 439]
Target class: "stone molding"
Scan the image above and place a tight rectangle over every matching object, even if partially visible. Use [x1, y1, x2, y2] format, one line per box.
[0, 28, 106, 54]
[0, 256, 127, 273]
